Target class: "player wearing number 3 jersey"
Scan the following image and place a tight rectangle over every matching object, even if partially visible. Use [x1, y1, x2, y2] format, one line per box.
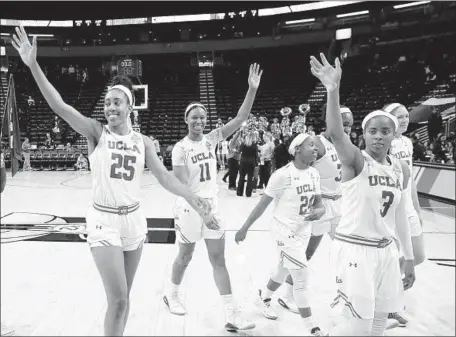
[164, 64, 263, 333]
[310, 53, 415, 336]
[12, 24, 211, 336]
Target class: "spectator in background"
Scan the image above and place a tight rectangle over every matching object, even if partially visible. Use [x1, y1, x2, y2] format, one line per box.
[271, 135, 291, 172]
[74, 153, 88, 171]
[44, 132, 54, 149]
[257, 132, 274, 189]
[411, 135, 426, 161]
[427, 108, 442, 143]
[237, 132, 258, 197]
[27, 95, 35, 107]
[433, 134, 448, 163]
[21, 137, 31, 171]
[349, 131, 358, 145]
[65, 142, 75, 154]
[150, 136, 161, 157]
[223, 130, 241, 190]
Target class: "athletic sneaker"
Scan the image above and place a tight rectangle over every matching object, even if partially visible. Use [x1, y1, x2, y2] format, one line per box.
[225, 308, 256, 332]
[388, 312, 408, 327]
[1, 324, 14, 336]
[311, 327, 328, 336]
[258, 290, 278, 320]
[163, 293, 186, 316]
[277, 296, 299, 314]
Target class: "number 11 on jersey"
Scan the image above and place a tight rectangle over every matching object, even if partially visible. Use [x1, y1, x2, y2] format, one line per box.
[199, 162, 211, 182]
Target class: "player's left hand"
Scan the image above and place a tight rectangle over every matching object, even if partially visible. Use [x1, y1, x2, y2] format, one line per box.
[248, 63, 263, 90]
[304, 207, 326, 221]
[402, 260, 416, 290]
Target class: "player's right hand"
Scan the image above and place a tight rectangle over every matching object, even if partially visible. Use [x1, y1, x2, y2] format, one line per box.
[11, 25, 37, 68]
[402, 260, 416, 290]
[310, 53, 342, 91]
[203, 214, 220, 230]
[235, 228, 248, 244]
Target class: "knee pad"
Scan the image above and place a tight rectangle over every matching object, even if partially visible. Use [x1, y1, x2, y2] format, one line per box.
[289, 269, 310, 308]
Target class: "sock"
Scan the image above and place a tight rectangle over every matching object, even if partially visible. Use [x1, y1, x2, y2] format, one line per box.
[261, 287, 275, 300]
[302, 316, 315, 332]
[284, 282, 294, 298]
[169, 282, 179, 295]
[371, 317, 387, 336]
[221, 294, 236, 313]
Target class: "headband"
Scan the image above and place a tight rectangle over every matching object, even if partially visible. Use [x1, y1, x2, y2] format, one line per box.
[383, 103, 403, 114]
[185, 103, 207, 118]
[362, 110, 399, 131]
[340, 106, 352, 115]
[288, 133, 311, 156]
[108, 85, 133, 105]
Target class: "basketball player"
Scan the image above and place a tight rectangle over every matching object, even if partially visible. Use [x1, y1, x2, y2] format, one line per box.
[235, 133, 327, 336]
[12, 25, 211, 336]
[265, 105, 354, 315]
[310, 53, 415, 336]
[384, 102, 425, 326]
[164, 64, 263, 332]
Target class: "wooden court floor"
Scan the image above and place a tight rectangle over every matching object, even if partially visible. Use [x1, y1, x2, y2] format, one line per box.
[1, 171, 455, 336]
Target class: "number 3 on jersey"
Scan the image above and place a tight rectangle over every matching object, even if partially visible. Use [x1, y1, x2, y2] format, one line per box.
[380, 190, 394, 217]
[110, 153, 136, 181]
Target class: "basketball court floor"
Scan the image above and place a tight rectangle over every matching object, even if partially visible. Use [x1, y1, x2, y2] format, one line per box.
[1, 170, 454, 336]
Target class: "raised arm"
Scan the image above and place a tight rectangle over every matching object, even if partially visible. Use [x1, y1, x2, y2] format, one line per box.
[221, 64, 263, 139]
[310, 54, 363, 171]
[11, 25, 101, 140]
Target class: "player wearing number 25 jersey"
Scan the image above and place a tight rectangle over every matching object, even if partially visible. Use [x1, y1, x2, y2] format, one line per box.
[86, 125, 147, 250]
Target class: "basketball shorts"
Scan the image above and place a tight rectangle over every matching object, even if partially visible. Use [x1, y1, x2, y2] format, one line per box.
[271, 218, 311, 270]
[173, 196, 224, 243]
[329, 233, 404, 319]
[311, 196, 341, 236]
[86, 203, 147, 251]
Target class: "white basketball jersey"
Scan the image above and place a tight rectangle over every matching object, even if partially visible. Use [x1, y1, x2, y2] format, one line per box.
[265, 162, 321, 233]
[313, 135, 342, 197]
[89, 126, 145, 207]
[337, 151, 404, 239]
[172, 128, 224, 198]
[390, 136, 413, 172]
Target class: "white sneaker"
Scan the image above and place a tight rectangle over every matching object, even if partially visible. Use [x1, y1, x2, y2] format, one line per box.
[225, 309, 256, 332]
[163, 292, 187, 316]
[258, 290, 278, 320]
[1, 324, 15, 336]
[277, 295, 299, 314]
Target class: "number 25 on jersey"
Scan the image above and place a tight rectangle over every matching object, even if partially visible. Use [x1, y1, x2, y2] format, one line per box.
[110, 153, 136, 181]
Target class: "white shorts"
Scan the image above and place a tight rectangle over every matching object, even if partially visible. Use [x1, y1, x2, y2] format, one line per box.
[311, 197, 341, 236]
[271, 218, 311, 270]
[86, 205, 147, 251]
[329, 234, 404, 319]
[174, 197, 224, 243]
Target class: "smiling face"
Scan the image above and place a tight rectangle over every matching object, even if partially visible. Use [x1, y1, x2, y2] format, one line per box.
[186, 106, 207, 136]
[390, 105, 409, 135]
[294, 136, 318, 164]
[104, 89, 131, 128]
[364, 116, 396, 156]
